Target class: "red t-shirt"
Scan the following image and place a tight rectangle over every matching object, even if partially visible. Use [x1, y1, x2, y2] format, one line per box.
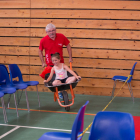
[39, 33, 70, 66]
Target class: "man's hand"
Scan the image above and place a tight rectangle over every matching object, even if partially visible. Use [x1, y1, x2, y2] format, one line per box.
[42, 62, 47, 68]
[69, 58, 73, 63]
[66, 44, 73, 63]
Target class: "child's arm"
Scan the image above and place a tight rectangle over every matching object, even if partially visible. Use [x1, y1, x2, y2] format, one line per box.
[44, 67, 55, 83]
[63, 64, 81, 80]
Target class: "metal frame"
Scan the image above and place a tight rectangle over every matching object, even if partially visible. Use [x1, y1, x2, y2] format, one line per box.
[111, 80, 134, 102]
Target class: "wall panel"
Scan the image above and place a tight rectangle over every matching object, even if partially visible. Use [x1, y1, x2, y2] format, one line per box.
[31, 19, 140, 30]
[0, 0, 30, 8]
[31, 0, 140, 10]
[30, 38, 140, 50]
[0, 0, 30, 82]
[0, 0, 140, 98]
[30, 28, 140, 40]
[31, 10, 140, 20]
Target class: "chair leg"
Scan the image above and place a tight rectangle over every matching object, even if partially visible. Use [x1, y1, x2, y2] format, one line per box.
[36, 85, 40, 107]
[7, 94, 12, 108]
[127, 82, 134, 103]
[17, 90, 19, 104]
[1, 97, 8, 123]
[24, 89, 30, 112]
[111, 81, 116, 99]
[13, 93, 19, 117]
[17, 90, 23, 105]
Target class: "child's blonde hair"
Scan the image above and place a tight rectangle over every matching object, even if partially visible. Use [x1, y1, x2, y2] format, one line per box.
[51, 52, 60, 60]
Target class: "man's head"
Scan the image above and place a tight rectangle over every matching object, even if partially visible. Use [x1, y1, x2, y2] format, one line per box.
[45, 23, 56, 40]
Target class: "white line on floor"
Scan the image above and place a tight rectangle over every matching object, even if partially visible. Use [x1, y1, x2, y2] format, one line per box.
[0, 126, 20, 139]
[0, 124, 90, 133]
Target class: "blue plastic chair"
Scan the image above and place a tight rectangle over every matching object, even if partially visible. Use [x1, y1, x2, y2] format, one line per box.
[38, 101, 89, 140]
[8, 64, 40, 107]
[8, 64, 30, 112]
[111, 62, 137, 102]
[0, 65, 19, 117]
[0, 91, 8, 123]
[88, 111, 135, 140]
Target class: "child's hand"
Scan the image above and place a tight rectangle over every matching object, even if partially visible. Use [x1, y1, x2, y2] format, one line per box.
[44, 80, 48, 83]
[76, 76, 81, 81]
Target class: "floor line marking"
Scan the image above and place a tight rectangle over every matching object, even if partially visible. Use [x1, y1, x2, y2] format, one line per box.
[0, 107, 96, 116]
[0, 126, 20, 139]
[0, 124, 90, 133]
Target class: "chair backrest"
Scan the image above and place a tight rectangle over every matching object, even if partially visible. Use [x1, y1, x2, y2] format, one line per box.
[8, 64, 23, 83]
[88, 111, 135, 140]
[128, 62, 137, 82]
[0, 65, 11, 86]
[130, 62, 137, 76]
[71, 101, 89, 140]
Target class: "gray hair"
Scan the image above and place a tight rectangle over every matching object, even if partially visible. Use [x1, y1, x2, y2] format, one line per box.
[45, 23, 56, 32]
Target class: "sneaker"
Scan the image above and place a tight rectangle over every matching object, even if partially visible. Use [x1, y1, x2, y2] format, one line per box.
[58, 92, 63, 99]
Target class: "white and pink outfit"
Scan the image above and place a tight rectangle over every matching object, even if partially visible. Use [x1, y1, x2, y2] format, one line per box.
[54, 64, 68, 81]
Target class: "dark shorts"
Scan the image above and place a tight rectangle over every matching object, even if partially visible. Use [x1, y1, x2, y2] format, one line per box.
[57, 77, 68, 83]
[45, 71, 78, 84]
[45, 71, 74, 81]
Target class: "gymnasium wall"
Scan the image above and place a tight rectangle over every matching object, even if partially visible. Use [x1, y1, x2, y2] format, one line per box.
[0, 0, 140, 97]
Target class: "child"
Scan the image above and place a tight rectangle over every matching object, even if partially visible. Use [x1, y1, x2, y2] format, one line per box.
[44, 52, 81, 86]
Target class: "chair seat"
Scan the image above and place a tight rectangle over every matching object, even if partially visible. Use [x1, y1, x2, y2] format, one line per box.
[0, 91, 4, 98]
[13, 83, 28, 90]
[112, 75, 131, 83]
[38, 131, 83, 140]
[38, 101, 89, 140]
[9, 64, 40, 108]
[38, 132, 71, 140]
[24, 81, 39, 86]
[1, 86, 16, 94]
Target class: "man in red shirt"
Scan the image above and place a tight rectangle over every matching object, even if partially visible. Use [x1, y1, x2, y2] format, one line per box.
[39, 23, 73, 68]
[39, 23, 73, 98]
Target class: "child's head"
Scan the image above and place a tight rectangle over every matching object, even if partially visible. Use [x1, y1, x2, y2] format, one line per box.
[51, 52, 60, 60]
[51, 52, 60, 65]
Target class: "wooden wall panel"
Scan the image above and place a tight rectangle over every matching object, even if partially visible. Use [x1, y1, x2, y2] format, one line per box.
[31, 19, 140, 30]
[31, 0, 140, 10]
[0, 0, 30, 8]
[0, 46, 29, 55]
[31, 10, 140, 20]
[0, 19, 30, 27]
[0, 56, 29, 65]
[30, 38, 140, 50]
[0, 10, 30, 18]
[30, 47, 140, 60]
[30, 28, 140, 40]
[0, 37, 30, 46]
[5, 65, 29, 74]
[30, 66, 140, 80]
[30, 57, 140, 70]
[0, 0, 140, 98]
[0, 28, 30, 37]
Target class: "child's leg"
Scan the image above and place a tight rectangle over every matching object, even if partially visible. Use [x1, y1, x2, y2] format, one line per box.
[52, 80, 64, 99]
[65, 76, 76, 84]
[52, 80, 62, 86]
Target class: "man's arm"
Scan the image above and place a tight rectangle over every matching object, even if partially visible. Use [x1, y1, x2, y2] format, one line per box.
[66, 44, 73, 62]
[38, 49, 47, 67]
